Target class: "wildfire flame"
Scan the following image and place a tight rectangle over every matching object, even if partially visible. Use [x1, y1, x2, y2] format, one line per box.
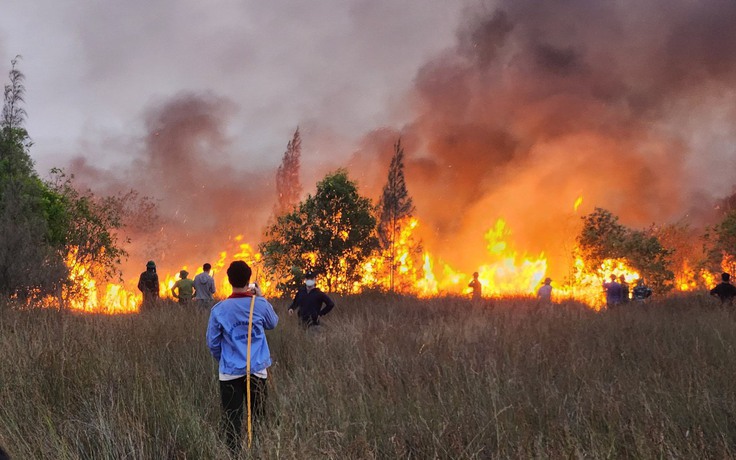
[57, 199, 729, 313]
[574, 195, 583, 212]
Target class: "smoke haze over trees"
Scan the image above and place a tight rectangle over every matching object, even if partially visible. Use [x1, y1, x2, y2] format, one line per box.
[4, 1, 736, 282]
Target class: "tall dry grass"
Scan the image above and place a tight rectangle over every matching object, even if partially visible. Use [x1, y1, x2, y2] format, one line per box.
[1, 293, 736, 459]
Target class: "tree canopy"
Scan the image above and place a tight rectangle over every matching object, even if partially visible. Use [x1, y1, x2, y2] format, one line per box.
[0, 57, 129, 307]
[577, 208, 674, 293]
[260, 170, 378, 294]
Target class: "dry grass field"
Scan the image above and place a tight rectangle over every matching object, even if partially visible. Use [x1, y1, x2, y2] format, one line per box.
[1, 293, 736, 459]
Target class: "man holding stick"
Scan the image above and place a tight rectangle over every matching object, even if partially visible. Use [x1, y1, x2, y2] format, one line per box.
[206, 260, 278, 453]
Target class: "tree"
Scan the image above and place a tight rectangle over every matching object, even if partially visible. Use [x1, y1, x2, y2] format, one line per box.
[261, 170, 378, 294]
[704, 209, 736, 275]
[655, 220, 708, 290]
[274, 127, 302, 217]
[0, 56, 63, 301]
[0, 58, 130, 307]
[577, 208, 674, 293]
[377, 138, 416, 291]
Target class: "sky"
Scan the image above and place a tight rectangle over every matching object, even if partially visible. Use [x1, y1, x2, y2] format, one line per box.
[2, 0, 736, 284]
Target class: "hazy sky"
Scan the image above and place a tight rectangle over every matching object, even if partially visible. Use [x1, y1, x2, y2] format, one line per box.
[0, 0, 461, 173]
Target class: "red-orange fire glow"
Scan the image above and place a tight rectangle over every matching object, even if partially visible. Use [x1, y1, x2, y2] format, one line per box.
[59, 209, 727, 313]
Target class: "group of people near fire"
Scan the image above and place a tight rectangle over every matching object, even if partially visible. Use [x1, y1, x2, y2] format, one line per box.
[134, 257, 736, 454]
[601, 274, 652, 308]
[136, 259, 335, 453]
[468, 268, 736, 309]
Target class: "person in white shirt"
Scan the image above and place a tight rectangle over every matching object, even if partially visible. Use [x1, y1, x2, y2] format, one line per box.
[537, 277, 553, 303]
[193, 262, 216, 309]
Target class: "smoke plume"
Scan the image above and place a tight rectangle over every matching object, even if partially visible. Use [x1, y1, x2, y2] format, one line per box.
[350, 0, 736, 277]
[68, 0, 736, 283]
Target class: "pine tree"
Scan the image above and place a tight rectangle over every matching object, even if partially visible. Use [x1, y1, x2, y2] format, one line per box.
[377, 138, 415, 291]
[274, 127, 302, 217]
[1, 55, 34, 178]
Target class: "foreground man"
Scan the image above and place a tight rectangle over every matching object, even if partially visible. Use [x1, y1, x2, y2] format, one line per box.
[206, 261, 278, 453]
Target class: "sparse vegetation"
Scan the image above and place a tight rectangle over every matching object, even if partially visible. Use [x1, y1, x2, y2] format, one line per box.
[2, 294, 736, 459]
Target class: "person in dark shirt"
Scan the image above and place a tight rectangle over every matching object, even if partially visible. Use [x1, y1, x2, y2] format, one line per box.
[137, 260, 160, 310]
[632, 278, 652, 301]
[619, 275, 630, 303]
[288, 271, 335, 328]
[468, 272, 482, 300]
[603, 274, 622, 310]
[710, 272, 736, 305]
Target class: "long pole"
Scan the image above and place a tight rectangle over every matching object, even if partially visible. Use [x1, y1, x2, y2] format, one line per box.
[246, 293, 256, 449]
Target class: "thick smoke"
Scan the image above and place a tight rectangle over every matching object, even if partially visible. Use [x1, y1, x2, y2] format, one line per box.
[70, 93, 276, 278]
[350, 0, 736, 278]
[68, 0, 736, 283]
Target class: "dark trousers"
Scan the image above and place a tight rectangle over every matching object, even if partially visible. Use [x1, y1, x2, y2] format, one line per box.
[220, 375, 268, 452]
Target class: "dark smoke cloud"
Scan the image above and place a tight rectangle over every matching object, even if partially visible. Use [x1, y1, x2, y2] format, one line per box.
[350, 0, 736, 277]
[70, 93, 275, 277]
[12, 0, 735, 283]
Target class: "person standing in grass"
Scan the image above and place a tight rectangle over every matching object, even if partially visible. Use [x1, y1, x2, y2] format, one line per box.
[603, 274, 622, 310]
[171, 270, 194, 305]
[632, 278, 652, 302]
[619, 275, 630, 304]
[206, 260, 279, 452]
[193, 262, 216, 309]
[137, 260, 159, 310]
[537, 277, 553, 303]
[710, 272, 736, 305]
[288, 271, 335, 328]
[468, 272, 482, 300]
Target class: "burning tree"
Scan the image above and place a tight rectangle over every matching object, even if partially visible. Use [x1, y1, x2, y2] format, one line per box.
[0, 56, 66, 301]
[0, 57, 129, 308]
[704, 209, 736, 275]
[260, 170, 378, 294]
[274, 127, 303, 217]
[577, 208, 674, 294]
[377, 138, 418, 292]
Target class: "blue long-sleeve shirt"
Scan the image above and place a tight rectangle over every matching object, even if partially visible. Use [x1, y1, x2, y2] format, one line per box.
[206, 293, 279, 376]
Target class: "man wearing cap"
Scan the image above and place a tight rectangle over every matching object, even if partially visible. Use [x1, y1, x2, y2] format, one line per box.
[137, 260, 160, 310]
[172, 270, 195, 305]
[288, 271, 335, 328]
[206, 260, 279, 453]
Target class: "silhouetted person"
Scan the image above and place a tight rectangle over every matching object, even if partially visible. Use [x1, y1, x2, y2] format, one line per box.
[288, 271, 335, 328]
[603, 274, 623, 310]
[172, 269, 194, 305]
[468, 272, 482, 300]
[710, 272, 736, 305]
[194, 263, 216, 309]
[137, 260, 159, 310]
[619, 275, 630, 303]
[632, 278, 653, 301]
[537, 277, 553, 303]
